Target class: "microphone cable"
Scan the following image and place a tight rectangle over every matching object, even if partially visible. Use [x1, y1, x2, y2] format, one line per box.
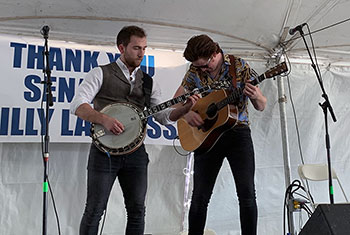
[172, 135, 191, 157]
[283, 179, 313, 235]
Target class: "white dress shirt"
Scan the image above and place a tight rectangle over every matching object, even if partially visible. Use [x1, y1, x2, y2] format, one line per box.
[70, 58, 174, 125]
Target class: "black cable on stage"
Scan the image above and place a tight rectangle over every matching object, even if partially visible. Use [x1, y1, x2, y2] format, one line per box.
[283, 179, 314, 234]
[172, 136, 191, 157]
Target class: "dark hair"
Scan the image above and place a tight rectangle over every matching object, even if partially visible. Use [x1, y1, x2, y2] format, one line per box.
[116, 25, 147, 46]
[183, 34, 220, 62]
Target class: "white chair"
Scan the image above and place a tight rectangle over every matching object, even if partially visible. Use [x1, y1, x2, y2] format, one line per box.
[203, 229, 216, 235]
[298, 163, 349, 210]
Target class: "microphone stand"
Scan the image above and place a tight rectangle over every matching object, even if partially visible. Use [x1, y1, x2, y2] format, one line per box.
[296, 26, 337, 204]
[40, 25, 54, 235]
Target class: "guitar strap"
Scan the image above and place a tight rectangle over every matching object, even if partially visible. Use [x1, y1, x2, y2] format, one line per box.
[228, 54, 240, 109]
[142, 72, 153, 108]
[228, 55, 237, 88]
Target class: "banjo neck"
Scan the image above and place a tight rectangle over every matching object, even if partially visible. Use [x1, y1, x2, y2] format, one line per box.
[140, 81, 229, 120]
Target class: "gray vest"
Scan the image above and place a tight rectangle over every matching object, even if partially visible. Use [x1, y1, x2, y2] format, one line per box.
[93, 62, 147, 112]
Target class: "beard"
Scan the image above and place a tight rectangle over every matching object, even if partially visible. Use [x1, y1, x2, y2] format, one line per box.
[124, 55, 143, 69]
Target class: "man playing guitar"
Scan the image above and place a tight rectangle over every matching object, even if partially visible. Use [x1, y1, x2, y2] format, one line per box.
[173, 34, 267, 235]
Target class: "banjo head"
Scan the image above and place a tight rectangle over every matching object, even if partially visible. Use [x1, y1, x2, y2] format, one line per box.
[91, 103, 146, 155]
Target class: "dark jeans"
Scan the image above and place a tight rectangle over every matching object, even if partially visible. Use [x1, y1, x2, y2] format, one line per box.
[79, 144, 149, 235]
[188, 126, 257, 235]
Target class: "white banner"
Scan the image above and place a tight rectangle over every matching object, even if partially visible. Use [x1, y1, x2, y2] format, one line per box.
[0, 34, 188, 145]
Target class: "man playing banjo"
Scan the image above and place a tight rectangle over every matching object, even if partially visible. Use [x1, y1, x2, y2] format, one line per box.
[70, 25, 199, 235]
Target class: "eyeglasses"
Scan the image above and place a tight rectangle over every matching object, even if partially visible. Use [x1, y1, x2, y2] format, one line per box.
[193, 56, 212, 69]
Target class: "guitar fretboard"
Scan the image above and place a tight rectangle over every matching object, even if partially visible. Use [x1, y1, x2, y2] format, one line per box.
[215, 74, 265, 110]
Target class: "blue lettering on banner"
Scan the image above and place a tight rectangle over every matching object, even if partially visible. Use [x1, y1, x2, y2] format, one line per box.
[147, 117, 162, 138]
[50, 47, 64, 71]
[74, 115, 90, 136]
[65, 49, 82, 72]
[61, 109, 73, 136]
[83, 51, 99, 72]
[24, 74, 42, 102]
[11, 108, 23, 135]
[10, 42, 155, 75]
[10, 42, 26, 68]
[0, 107, 54, 136]
[0, 107, 178, 141]
[61, 109, 90, 136]
[107, 53, 120, 63]
[163, 124, 177, 140]
[25, 108, 37, 135]
[0, 107, 9, 135]
[11, 42, 101, 72]
[24, 75, 82, 103]
[147, 55, 155, 77]
[146, 117, 177, 140]
[27, 44, 44, 69]
[58, 77, 75, 103]
[4, 41, 160, 142]
[36, 108, 54, 135]
[140, 55, 155, 77]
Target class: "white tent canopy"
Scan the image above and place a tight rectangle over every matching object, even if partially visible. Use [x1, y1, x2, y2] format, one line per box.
[1, 1, 350, 235]
[1, 0, 350, 62]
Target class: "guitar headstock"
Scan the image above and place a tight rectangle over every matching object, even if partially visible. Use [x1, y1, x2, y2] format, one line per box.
[264, 62, 288, 79]
[211, 80, 231, 90]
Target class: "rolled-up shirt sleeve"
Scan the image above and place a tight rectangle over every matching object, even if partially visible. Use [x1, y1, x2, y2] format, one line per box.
[70, 67, 103, 115]
[151, 79, 175, 125]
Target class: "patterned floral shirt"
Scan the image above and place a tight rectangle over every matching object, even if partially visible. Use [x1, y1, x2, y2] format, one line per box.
[181, 53, 257, 125]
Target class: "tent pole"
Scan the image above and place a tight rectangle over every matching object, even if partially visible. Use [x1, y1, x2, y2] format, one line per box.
[277, 76, 292, 192]
[277, 75, 295, 234]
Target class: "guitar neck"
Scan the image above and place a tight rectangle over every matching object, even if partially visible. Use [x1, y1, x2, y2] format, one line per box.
[141, 85, 212, 119]
[216, 74, 266, 110]
[141, 62, 287, 120]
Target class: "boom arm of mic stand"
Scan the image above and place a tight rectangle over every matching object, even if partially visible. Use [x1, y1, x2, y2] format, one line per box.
[297, 28, 337, 122]
[297, 27, 336, 205]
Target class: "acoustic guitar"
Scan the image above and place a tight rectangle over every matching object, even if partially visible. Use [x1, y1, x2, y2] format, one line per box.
[177, 62, 288, 154]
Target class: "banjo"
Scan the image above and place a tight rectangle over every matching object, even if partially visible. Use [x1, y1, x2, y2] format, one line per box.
[90, 80, 230, 155]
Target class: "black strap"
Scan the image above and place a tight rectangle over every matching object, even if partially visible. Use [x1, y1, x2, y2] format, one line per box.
[228, 55, 240, 106]
[142, 72, 153, 108]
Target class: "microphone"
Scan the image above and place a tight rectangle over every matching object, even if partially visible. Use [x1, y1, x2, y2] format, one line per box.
[289, 23, 307, 35]
[40, 25, 50, 38]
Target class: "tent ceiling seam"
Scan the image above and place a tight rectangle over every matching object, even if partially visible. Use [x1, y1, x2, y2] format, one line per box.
[0, 15, 271, 51]
[286, 0, 340, 51]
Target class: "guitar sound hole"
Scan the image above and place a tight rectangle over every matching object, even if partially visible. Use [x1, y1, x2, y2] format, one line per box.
[206, 103, 218, 119]
[198, 116, 218, 132]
